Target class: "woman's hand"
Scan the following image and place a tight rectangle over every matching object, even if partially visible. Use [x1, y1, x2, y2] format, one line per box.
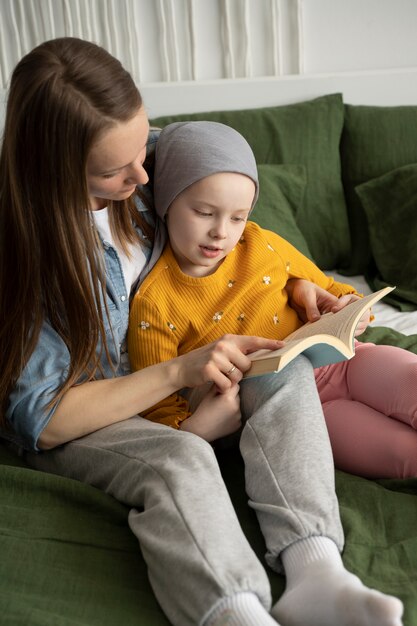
[180, 383, 241, 442]
[173, 334, 284, 394]
[286, 278, 340, 322]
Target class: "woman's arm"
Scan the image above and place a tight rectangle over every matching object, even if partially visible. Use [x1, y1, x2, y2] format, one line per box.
[38, 334, 281, 449]
[38, 359, 185, 449]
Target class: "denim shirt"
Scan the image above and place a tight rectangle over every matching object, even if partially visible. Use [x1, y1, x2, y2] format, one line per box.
[3, 129, 166, 451]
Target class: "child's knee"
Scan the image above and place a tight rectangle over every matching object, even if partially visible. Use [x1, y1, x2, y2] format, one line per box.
[402, 361, 417, 390]
[390, 430, 417, 478]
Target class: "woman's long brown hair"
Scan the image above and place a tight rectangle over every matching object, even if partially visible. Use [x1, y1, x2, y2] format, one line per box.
[0, 37, 152, 426]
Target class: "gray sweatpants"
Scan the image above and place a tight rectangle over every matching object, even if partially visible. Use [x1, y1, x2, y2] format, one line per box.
[25, 356, 343, 626]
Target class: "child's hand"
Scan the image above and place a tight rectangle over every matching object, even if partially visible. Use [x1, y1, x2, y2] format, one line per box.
[179, 383, 241, 442]
[286, 279, 340, 322]
[330, 294, 372, 336]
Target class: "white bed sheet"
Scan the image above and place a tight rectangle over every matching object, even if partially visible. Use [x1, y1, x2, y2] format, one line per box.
[330, 272, 417, 336]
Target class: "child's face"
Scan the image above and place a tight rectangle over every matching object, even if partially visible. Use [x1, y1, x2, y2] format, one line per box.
[166, 172, 255, 277]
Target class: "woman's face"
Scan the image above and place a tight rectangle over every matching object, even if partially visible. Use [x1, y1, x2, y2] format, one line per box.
[86, 107, 150, 210]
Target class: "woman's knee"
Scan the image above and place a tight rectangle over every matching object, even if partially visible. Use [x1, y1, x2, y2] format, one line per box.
[102, 421, 222, 502]
[277, 355, 319, 401]
[241, 354, 315, 400]
[240, 355, 323, 431]
[286, 354, 316, 380]
[129, 417, 217, 462]
[162, 426, 216, 461]
[69, 416, 218, 473]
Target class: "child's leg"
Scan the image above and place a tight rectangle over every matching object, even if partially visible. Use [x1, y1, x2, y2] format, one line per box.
[344, 342, 417, 427]
[238, 356, 403, 626]
[239, 356, 343, 564]
[318, 342, 417, 478]
[324, 398, 417, 477]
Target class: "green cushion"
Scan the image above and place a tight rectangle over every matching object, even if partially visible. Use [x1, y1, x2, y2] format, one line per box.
[251, 164, 313, 259]
[355, 164, 417, 310]
[151, 94, 350, 270]
[341, 103, 417, 275]
[0, 461, 169, 626]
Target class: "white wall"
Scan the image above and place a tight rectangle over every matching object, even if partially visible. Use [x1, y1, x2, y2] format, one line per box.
[2, 0, 417, 123]
[1, 0, 417, 88]
[302, 0, 417, 73]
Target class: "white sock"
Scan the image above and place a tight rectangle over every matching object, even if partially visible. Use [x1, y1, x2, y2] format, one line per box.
[272, 536, 404, 626]
[203, 592, 279, 626]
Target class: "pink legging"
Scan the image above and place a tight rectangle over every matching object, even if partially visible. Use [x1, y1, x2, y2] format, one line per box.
[315, 341, 417, 478]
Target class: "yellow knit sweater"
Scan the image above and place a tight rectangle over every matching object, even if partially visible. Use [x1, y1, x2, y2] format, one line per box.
[128, 221, 357, 428]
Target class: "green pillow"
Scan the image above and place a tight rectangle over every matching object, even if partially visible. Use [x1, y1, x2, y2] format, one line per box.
[252, 164, 313, 259]
[355, 164, 417, 310]
[0, 463, 169, 625]
[150, 94, 350, 270]
[341, 103, 417, 275]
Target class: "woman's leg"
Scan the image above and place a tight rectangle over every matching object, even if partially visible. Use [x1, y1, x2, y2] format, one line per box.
[238, 356, 343, 568]
[318, 342, 417, 478]
[238, 355, 403, 626]
[25, 416, 272, 626]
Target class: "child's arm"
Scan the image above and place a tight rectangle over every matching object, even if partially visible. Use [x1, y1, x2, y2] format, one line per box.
[286, 280, 372, 336]
[285, 279, 341, 322]
[128, 295, 191, 428]
[128, 295, 243, 438]
[263, 230, 363, 321]
[269, 234, 358, 299]
[265, 230, 372, 335]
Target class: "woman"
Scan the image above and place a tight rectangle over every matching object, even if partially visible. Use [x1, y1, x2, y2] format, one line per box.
[0, 38, 403, 626]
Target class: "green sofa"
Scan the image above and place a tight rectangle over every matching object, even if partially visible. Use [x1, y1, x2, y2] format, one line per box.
[1, 93, 417, 625]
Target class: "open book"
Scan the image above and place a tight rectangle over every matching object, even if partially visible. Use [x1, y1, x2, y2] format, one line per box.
[244, 286, 395, 378]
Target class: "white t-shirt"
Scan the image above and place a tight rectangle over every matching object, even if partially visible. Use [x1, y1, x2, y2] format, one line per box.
[92, 207, 146, 294]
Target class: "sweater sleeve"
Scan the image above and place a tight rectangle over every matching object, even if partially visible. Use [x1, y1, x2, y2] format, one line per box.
[266, 231, 359, 298]
[128, 294, 191, 428]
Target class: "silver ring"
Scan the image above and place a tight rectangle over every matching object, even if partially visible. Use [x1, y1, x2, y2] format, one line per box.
[226, 365, 237, 376]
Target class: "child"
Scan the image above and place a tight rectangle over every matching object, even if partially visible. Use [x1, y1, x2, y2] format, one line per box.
[129, 120, 417, 480]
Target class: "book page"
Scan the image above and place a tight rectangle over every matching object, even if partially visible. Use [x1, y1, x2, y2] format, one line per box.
[285, 310, 356, 347]
[247, 286, 395, 369]
[284, 287, 395, 347]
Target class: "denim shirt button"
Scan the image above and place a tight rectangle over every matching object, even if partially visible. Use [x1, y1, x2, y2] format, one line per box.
[120, 295, 126, 302]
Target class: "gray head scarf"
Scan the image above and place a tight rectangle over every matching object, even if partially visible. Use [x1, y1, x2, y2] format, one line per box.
[153, 121, 259, 220]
